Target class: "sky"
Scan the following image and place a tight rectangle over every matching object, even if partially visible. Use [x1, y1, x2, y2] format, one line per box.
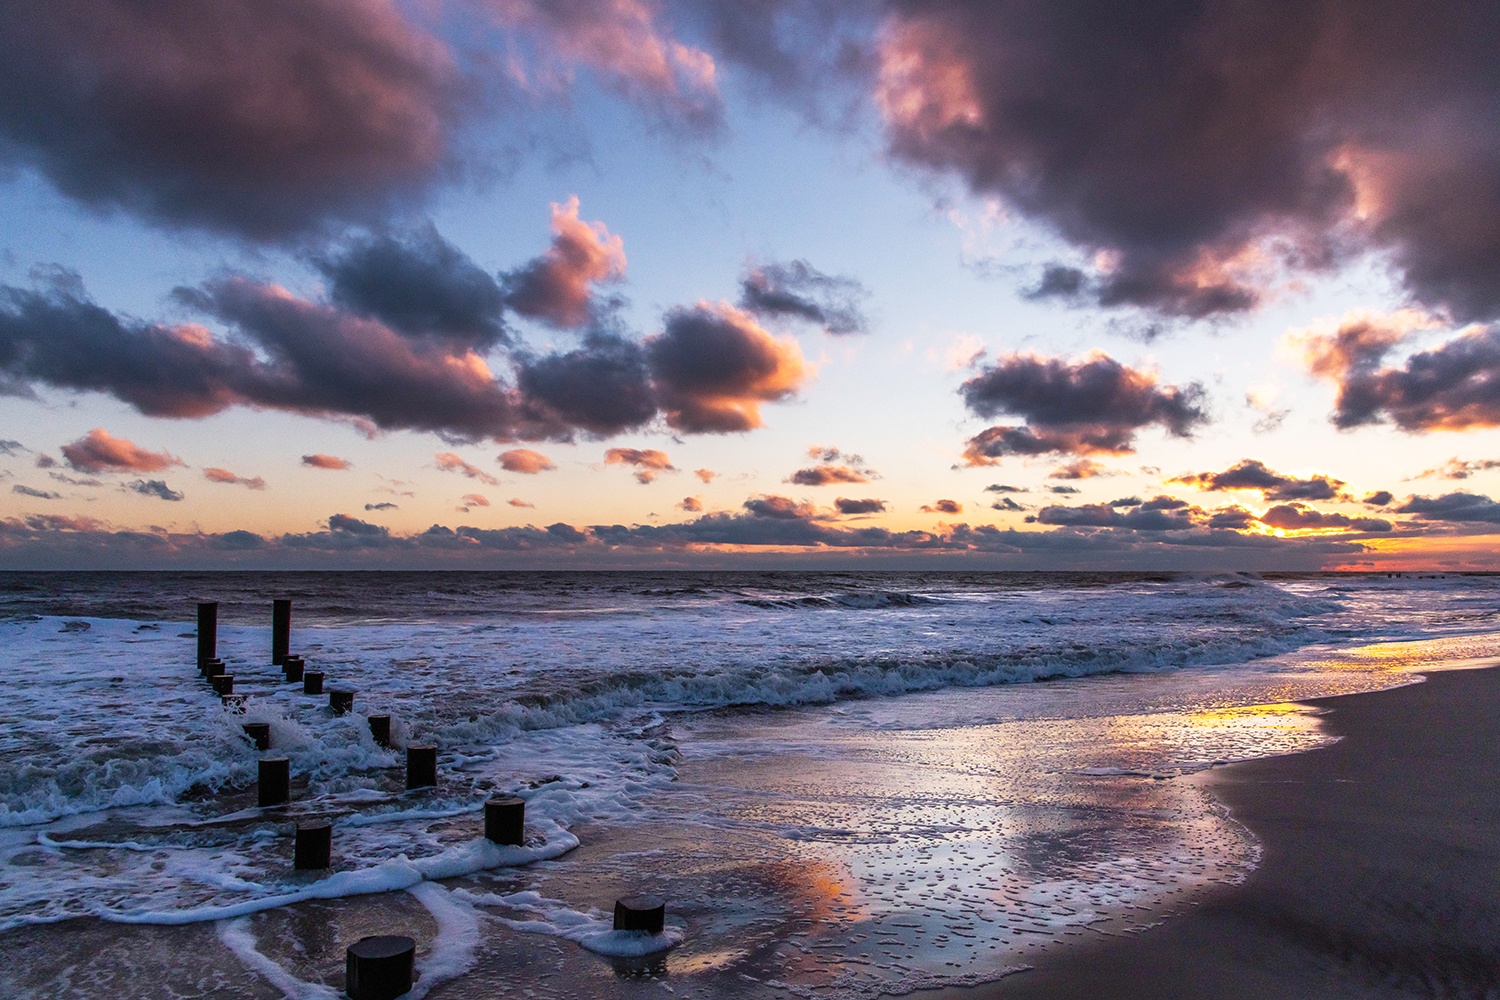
[2, 0, 1499, 571]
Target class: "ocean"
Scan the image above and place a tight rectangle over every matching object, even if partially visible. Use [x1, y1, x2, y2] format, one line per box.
[2, 570, 1497, 998]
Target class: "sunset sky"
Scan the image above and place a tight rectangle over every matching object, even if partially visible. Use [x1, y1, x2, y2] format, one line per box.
[2, 1, 1499, 570]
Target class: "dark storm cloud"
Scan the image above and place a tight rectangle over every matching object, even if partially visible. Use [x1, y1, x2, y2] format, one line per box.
[365, 502, 399, 512]
[128, 479, 184, 502]
[12, 484, 59, 500]
[1024, 265, 1087, 302]
[1362, 491, 1393, 507]
[328, 513, 388, 537]
[1171, 459, 1346, 501]
[515, 335, 657, 437]
[315, 225, 508, 349]
[1395, 492, 1500, 525]
[645, 303, 808, 433]
[0, 440, 24, 456]
[1029, 503, 1199, 532]
[983, 484, 1026, 494]
[990, 497, 1025, 512]
[874, 1, 1500, 321]
[739, 259, 869, 335]
[1046, 485, 1079, 495]
[921, 499, 962, 514]
[960, 353, 1206, 463]
[0, 0, 462, 240]
[1300, 315, 1500, 432]
[1259, 504, 1391, 533]
[834, 497, 886, 514]
[743, 494, 817, 520]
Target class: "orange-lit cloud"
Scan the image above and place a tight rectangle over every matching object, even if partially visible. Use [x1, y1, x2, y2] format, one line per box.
[435, 451, 499, 485]
[606, 447, 676, 484]
[921, 499, 962, 514]
[204, 467, 266, 490]
[501, 197, 626, 329]
[498, 448, 556, 474]
[647, 302, 809, 433]
[61, 429, 182, 473]
[678, 496, 703, 512]
[302, 453, 352, 470]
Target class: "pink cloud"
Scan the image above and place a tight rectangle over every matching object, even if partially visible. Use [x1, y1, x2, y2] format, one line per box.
[61, 428, 182, 473]
[501, 197, 626, 328]
[204, 467, 266, 490]
[678, 495, 704, 512]
[435, 451, 499, 485]
[606, 447, 676, 484]
[694, 468, 718, 483]
[302, 453, 352, 470]
[498, 448, 557, 474]
[508, 497, 535, 508]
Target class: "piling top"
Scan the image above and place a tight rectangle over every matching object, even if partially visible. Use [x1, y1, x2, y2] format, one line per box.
[408, 743, 436, 752]
[348, 935, 415, 960]
[296, 820, 332, 834]
[487, 795, 525, 807]
[618, 894, 665, 911]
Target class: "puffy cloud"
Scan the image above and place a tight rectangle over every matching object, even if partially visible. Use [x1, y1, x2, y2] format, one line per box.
[1170, 459, 1346, 501]
[435, 451, 499, 485]
[835, 497, 886, 515]
[1363, 491, 1393, 507]
[61, 429, 181, 473]
[1047, 485, 1080, 495]
[129, 479, 184, 502]
[921, 499, 962, 514]
[990, 497, 1025, 512]
[789, 464, 870, 486]
[12, 484, 60, 500]
[694, 468, 719, 483]
[303, 454, 352, 471]
[508, 498, 535, 508]
[739, 259, 869, 334]
[0, 440, 25, 456]
[646, 303, 809, 433]
[498, 448, 557, 474]
[1395, 492, 1500, 525]
[1030, 503, 1198, 532]
[0, 0, 460, 240]
[960, 352, 1206, 464]
[315, 224, 508, 349]
[872, 1, 1500, 321]
[1296, 313, 1500, 431]
[458, 493, 490, 512]
[1259, 503, 1391, 533]
[605, 447, 676, 484]
[501, 197, 626, 329]
[204, 468, 267, 490]
[678, 496, 704, 512]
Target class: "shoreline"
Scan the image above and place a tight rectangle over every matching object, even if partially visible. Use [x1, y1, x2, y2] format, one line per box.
[953, 664, 1500, 999]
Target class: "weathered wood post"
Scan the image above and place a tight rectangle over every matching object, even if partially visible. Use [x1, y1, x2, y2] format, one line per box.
[210, 674, 234, 696]
[329, 690, 354, 715]
[345, 936, 415, 1000]
[242, 722, 271, 751]
[405, 745, 437, 789]
[303, 671, 324, 695]
[282, 656, 305, 683]
[613, 895, 666, 934]
[484, 796, 525, 845]
[272, 599, 291, 666]
[258, 757, 290, 807]
[294, 821, 332, 870]
[196, 602, 217, 664]
[367, 715, 391, 747]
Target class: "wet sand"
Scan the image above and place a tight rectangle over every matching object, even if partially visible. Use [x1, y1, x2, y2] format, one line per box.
[962, 666, 1500, 999]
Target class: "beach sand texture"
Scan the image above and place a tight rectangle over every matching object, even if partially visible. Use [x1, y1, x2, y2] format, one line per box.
[978, 666, 1500, 999]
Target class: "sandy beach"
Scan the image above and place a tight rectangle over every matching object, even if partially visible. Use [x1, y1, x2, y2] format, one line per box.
[968, 665, 1500, 999]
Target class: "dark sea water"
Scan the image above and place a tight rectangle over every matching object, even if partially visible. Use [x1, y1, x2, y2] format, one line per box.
[2, 570, 1498, 997]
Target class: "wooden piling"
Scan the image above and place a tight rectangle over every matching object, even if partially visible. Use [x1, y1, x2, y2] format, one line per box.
[258, 757, 290, 807]
[405, 745, 437, 789]
[345, 936, 415, 1000]
[282, 656, 304, 683]
[294, 821, 332, 870]
[329, 690, 354, 715]
[210, 673, 234, 696]
[271, 599, 291, 666]
[242, 722, 271, 751]
[196, 602, 217, 664]
[303, 671, 324, 695]
[613, 895, 666, 934]
[484, 796, 525, 846]
[367, 714, 391, 747]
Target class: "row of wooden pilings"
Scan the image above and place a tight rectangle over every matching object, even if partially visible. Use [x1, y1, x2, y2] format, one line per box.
[195, 600, 665, 999]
